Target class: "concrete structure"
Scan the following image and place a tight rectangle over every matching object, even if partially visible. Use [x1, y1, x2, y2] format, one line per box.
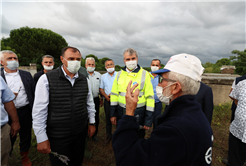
[97, 71, 238, 106]
[220, 65, 236, 74]
[202, 73, 240, 105]
[18, 65, 37, 77]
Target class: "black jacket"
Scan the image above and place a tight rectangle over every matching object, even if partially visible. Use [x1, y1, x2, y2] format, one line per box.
[195, 82, 214, 124]
[112, 95, 213, 166]
[1, 68, 35, 109]
[33, 70, 44, 85]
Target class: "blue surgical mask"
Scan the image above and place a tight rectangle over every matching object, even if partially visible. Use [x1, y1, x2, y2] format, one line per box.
[7, 60, 19, 70]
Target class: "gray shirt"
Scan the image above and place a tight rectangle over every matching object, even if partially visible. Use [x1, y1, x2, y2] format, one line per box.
[87, 71, 101, 98]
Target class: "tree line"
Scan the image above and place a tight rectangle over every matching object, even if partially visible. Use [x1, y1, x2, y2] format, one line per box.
[1, 26, 245, 75]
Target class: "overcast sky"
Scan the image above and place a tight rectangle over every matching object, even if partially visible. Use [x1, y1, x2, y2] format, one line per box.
[1, 0, 245, 67]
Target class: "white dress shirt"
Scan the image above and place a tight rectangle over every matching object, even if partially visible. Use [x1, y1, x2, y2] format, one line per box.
[32, 66, 96, 143]
[4, 70, 29, 108]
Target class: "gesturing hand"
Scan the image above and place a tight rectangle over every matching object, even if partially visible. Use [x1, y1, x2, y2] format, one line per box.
[125, 80, 139, 116]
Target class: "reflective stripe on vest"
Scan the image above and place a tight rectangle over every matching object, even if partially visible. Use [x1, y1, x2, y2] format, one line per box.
[119, 102, 146, 108]
[117, 70, 122, 82]
[111, 101, 118, 106]
[111, 92, 118, 96]
[119, 91, 145, 97]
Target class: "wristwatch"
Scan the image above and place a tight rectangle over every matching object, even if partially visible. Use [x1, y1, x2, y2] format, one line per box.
[89, 123, 96, 126]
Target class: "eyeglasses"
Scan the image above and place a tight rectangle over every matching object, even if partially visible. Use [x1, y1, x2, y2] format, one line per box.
[106, 63, 114, 67]
[158, 75, 176, 83]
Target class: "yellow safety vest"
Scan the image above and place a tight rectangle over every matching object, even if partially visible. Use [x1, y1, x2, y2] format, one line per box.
[110, 67, 155, 112]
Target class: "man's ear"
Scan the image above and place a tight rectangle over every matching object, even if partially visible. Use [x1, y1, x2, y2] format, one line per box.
[60, 56, 63, 62]
[172, 82, 182, 95]
[0, 60, 4, 66]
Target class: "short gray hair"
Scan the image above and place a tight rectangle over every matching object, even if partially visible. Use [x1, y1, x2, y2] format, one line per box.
[85, 57, 95, 64]
[167, 71, 200, 95]
[0, 50, 17, 61]
[42, 55, 54, 62]
[123, 48, 138, 59]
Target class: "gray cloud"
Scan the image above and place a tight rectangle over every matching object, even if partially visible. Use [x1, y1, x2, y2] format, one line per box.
[1, 1, 245, 67]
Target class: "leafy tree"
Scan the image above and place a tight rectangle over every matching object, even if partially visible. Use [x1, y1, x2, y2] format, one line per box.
[0, 39, 21, 58]
[7, 26, 68, 68]
[215, 58, 231, 66]
[100, 57, 110, 66]
[115, 65, 123, 71]
[203, 62, 213, 68]
[143, 67, 151, 72]
[230, 49, 246, 75]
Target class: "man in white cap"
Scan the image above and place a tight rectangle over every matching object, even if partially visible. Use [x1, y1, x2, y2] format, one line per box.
[112, 53, 213, 166]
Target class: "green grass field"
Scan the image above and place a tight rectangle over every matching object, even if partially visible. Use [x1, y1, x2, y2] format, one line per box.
[9, 102, 235, 166]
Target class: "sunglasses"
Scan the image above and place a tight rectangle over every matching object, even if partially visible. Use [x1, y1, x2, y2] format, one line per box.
[158, 75, 176, 83]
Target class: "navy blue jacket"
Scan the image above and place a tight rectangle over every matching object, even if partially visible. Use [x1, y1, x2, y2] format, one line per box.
[112, 95, 213, 166]
[33, 70, 44, 85]
[195, 82, 214, 124]
[1, 68, 35, 109]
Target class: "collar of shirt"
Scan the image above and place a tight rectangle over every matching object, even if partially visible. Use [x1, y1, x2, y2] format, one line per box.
[106, 71, 117, 77]
[150, 72, 159, 79]
[61, 65, 79, 79]
[87, 71, 95, 76]
[4, 69, 19, 76]
[126, 66, 138, 73]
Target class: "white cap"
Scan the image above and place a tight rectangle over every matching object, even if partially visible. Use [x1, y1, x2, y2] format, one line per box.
[153, 53, 204, 81]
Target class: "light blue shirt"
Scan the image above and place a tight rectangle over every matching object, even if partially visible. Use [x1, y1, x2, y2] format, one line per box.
[87, 71, 101, 98]
[32, 66, 96, 143]
[150, 73, 160, 103]
[100, 71, 117, 96]
[1, 76, 15, 126]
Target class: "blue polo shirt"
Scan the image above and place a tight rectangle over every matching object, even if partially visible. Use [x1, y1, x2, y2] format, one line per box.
[100, 71, 117, 96]
[151, 73, 160, 103]
[1, 76, 15, 126]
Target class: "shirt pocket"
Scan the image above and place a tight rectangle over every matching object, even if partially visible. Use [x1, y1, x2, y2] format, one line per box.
[95, 78, 100, 87]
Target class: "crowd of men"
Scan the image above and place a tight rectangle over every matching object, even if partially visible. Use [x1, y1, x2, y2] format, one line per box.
[0, 46, 245, 166]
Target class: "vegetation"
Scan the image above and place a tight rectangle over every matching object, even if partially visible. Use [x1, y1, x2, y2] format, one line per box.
[230, 49, 246, 75]
[202, 58, 232, 74]
[9, 102, 233, 166]
[1, 26, 68, 71]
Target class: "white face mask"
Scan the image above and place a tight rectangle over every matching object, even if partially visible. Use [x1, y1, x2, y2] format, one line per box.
[7, 60, 19, 70]
[43, 65, 54, 71]
[107, 67, 115, 73]
[156, 82, 176, 105]
[87, 67, 95, 72]
[126, 60, 137, 70]
[64, 58, 81, 74]
[151, 66, 159, 72]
